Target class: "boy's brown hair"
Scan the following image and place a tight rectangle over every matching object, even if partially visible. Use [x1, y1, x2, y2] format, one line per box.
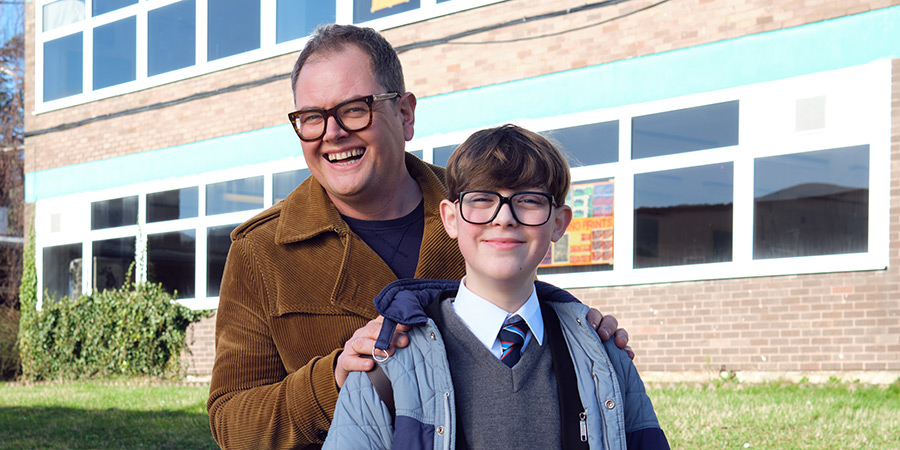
[444, 124, 571, 205]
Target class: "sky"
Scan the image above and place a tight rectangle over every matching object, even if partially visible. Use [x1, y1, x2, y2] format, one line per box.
[0, 1, 24, 43]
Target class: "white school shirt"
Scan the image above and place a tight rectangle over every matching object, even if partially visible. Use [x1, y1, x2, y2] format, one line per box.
[451, 277, 545, 360]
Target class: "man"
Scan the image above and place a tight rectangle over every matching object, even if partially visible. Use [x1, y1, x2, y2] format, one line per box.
[207, 24, 630, 449]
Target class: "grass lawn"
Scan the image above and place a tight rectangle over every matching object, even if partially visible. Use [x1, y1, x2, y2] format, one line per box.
[1, 378, 898, 448]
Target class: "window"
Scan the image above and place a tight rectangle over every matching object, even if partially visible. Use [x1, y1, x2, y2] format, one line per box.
[148, 0, 196, 76]
[147, 187, 199, 222]
[92, 237, 135, 292]
[546, 121, 618, 167]
[93, 0, 136, 17]
[43, 0, 84, 32]
[206, 176, 264, 215]
[207, 224, 238, 297]
[539, 179, 615, 275]
[42, 243, 82, 301]
[91, 196, 138, 230]
[634, 163, 733, 268]
[433, 144, 457, 167]
[632, 101, 739, 159]
[273, 169, 310, 203]
[276, 0, 335, 44]
[93, 17, 136, 90]
[147, 230, 196, 299]
[43, 33, 83, 101]
[754, 146, 868, 259]
[354, 0, 420, 22]
[208, 0, 260, 61]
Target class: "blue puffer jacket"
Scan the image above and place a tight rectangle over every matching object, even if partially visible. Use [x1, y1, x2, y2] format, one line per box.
[323, 279, 663, 450]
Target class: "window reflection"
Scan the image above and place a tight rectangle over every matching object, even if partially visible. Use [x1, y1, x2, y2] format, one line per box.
[207, 224, 238, 297]
[148, 230, 196, 299]
[92, 237, 135, 292]
[754, 146, 869, 259]
[276, 0, 335, 43]
[92, 0, 136, 16]
[632, 101, 739, 159]
[208, 0, 260, 61]
[42, 243, 82, 302]
[43, 0, 85, 32]
[91, 196, 138, 230]
[273, 169, 310, 204]
[206, 176, 264, 215]
[147, 187, 199, 223]
[634, 163, 733, 268]
[545, 121, 618, 167]
[93, 17, 136, 90]
[354, 0, 420, 22]
[44, 33, 83, 101]
[148, 0, 196, 76]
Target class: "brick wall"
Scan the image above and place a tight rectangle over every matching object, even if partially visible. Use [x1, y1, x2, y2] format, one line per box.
[24, 1, 900, 379]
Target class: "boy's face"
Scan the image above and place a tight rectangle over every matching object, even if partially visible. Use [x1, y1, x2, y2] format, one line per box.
[440, 187, 573, 293]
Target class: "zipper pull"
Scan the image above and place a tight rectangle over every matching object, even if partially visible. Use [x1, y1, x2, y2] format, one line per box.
[579, 411, 587, 442]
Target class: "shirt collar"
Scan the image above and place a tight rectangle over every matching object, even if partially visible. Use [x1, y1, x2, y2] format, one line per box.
[452, 277, 544, 349]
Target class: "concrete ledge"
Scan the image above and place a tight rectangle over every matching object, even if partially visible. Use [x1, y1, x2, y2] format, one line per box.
[641, 371, 900, 386]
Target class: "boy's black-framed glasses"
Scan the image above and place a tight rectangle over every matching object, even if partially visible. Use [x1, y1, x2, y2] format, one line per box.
[457, 190, 555, 226]
[288, 92, 400, 141]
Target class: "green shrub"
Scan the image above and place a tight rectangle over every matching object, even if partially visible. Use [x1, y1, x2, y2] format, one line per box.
[0, 306, 19, 380]
[20, 280, 209, 381]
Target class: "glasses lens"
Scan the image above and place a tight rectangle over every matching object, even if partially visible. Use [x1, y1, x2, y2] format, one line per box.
[295, 111, 325, 140]
[461, 191, 500, 224]
[510, 192, 552, 225]
[336, 100, 372, 132]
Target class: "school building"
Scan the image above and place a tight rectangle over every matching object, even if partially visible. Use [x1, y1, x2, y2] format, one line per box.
[24, 0, 900, 382]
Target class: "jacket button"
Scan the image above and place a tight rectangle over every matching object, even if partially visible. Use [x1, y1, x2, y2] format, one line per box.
[437, 426, 445, 435]
[605, 399, 615, 410]
[317, 430, 328, 441]
[430, 331, 436, 340]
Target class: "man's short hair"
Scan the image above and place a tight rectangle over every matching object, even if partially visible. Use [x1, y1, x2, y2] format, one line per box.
[290, 24, 405, 104]
[445, 124, 571, 205]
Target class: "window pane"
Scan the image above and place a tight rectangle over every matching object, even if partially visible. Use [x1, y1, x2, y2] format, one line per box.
[276, 0, 335, 43]
[208, 0, 260, 61]
[92, 237, 135, 292]
[206, 176, 264, 215]
[354, 0, 419, 22]
[91, 196, 138, 230]
[545, 121, 618, 166]
[634, 163, 733, 268]
[632, 101, 739, 159]
[43, 33, 83, 101]
[42, 243, 82, 302]
[273, 169, 310, 204]
[148, 0, 196, 76]
[433, 144, 457, 167]
[43, 0, 85, 31]
[147, 187, 199, 222]
[754, 146, 869, 259]
[409, 150, 423, 160]
[93, 17, 136, 90]
[539, 179, 615, 275]
[147, 230, 195, 299]
[207, 224, 238, 297]
[92, 0, 136, 16]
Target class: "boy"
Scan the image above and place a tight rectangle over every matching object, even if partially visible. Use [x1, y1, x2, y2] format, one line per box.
[324, 124, 668, 449]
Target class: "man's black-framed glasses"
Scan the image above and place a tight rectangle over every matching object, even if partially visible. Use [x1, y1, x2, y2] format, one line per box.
[288, 92, 400, 141]
[458, 190, 555, 226]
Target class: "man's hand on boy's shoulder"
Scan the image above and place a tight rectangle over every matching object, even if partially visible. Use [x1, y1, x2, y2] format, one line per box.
[335, 316, 412, 388]
[587, 309, 635, 360]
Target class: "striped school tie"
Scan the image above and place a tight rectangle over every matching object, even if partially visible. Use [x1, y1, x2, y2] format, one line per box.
[498, 316, 529, 368]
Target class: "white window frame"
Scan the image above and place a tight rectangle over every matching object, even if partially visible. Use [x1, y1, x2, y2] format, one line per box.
[33, 0, 507, 113]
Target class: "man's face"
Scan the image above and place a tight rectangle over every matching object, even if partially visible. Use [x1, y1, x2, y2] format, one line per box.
[440, 188, 572, 294]
[293, 45, 415, 209]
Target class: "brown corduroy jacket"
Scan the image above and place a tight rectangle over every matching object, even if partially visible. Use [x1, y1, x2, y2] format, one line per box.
[207, 154, 466, 449]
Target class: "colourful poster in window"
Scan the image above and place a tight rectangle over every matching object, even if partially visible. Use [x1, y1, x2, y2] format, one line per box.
[541, 180, 614, 267]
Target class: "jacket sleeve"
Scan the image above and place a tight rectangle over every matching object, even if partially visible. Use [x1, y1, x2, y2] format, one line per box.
[603, 339, 671, 449]
[323, 370, 394, 449]
[207, 237, 341, 449]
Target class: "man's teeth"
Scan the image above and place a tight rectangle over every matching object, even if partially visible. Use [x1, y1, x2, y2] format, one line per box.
[328, 149, 364, 162]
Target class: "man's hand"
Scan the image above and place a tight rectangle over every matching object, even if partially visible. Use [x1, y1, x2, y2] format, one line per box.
[335, 316, 411, 388]
[586, 308, 634, 360]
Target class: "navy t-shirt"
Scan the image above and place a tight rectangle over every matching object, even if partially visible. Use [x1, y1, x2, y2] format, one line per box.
[341, 200, 424, 279]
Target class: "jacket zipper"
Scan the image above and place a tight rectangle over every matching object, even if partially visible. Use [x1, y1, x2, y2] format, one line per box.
[579, 411, 588, 442]
[442, 391, 451, 450]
